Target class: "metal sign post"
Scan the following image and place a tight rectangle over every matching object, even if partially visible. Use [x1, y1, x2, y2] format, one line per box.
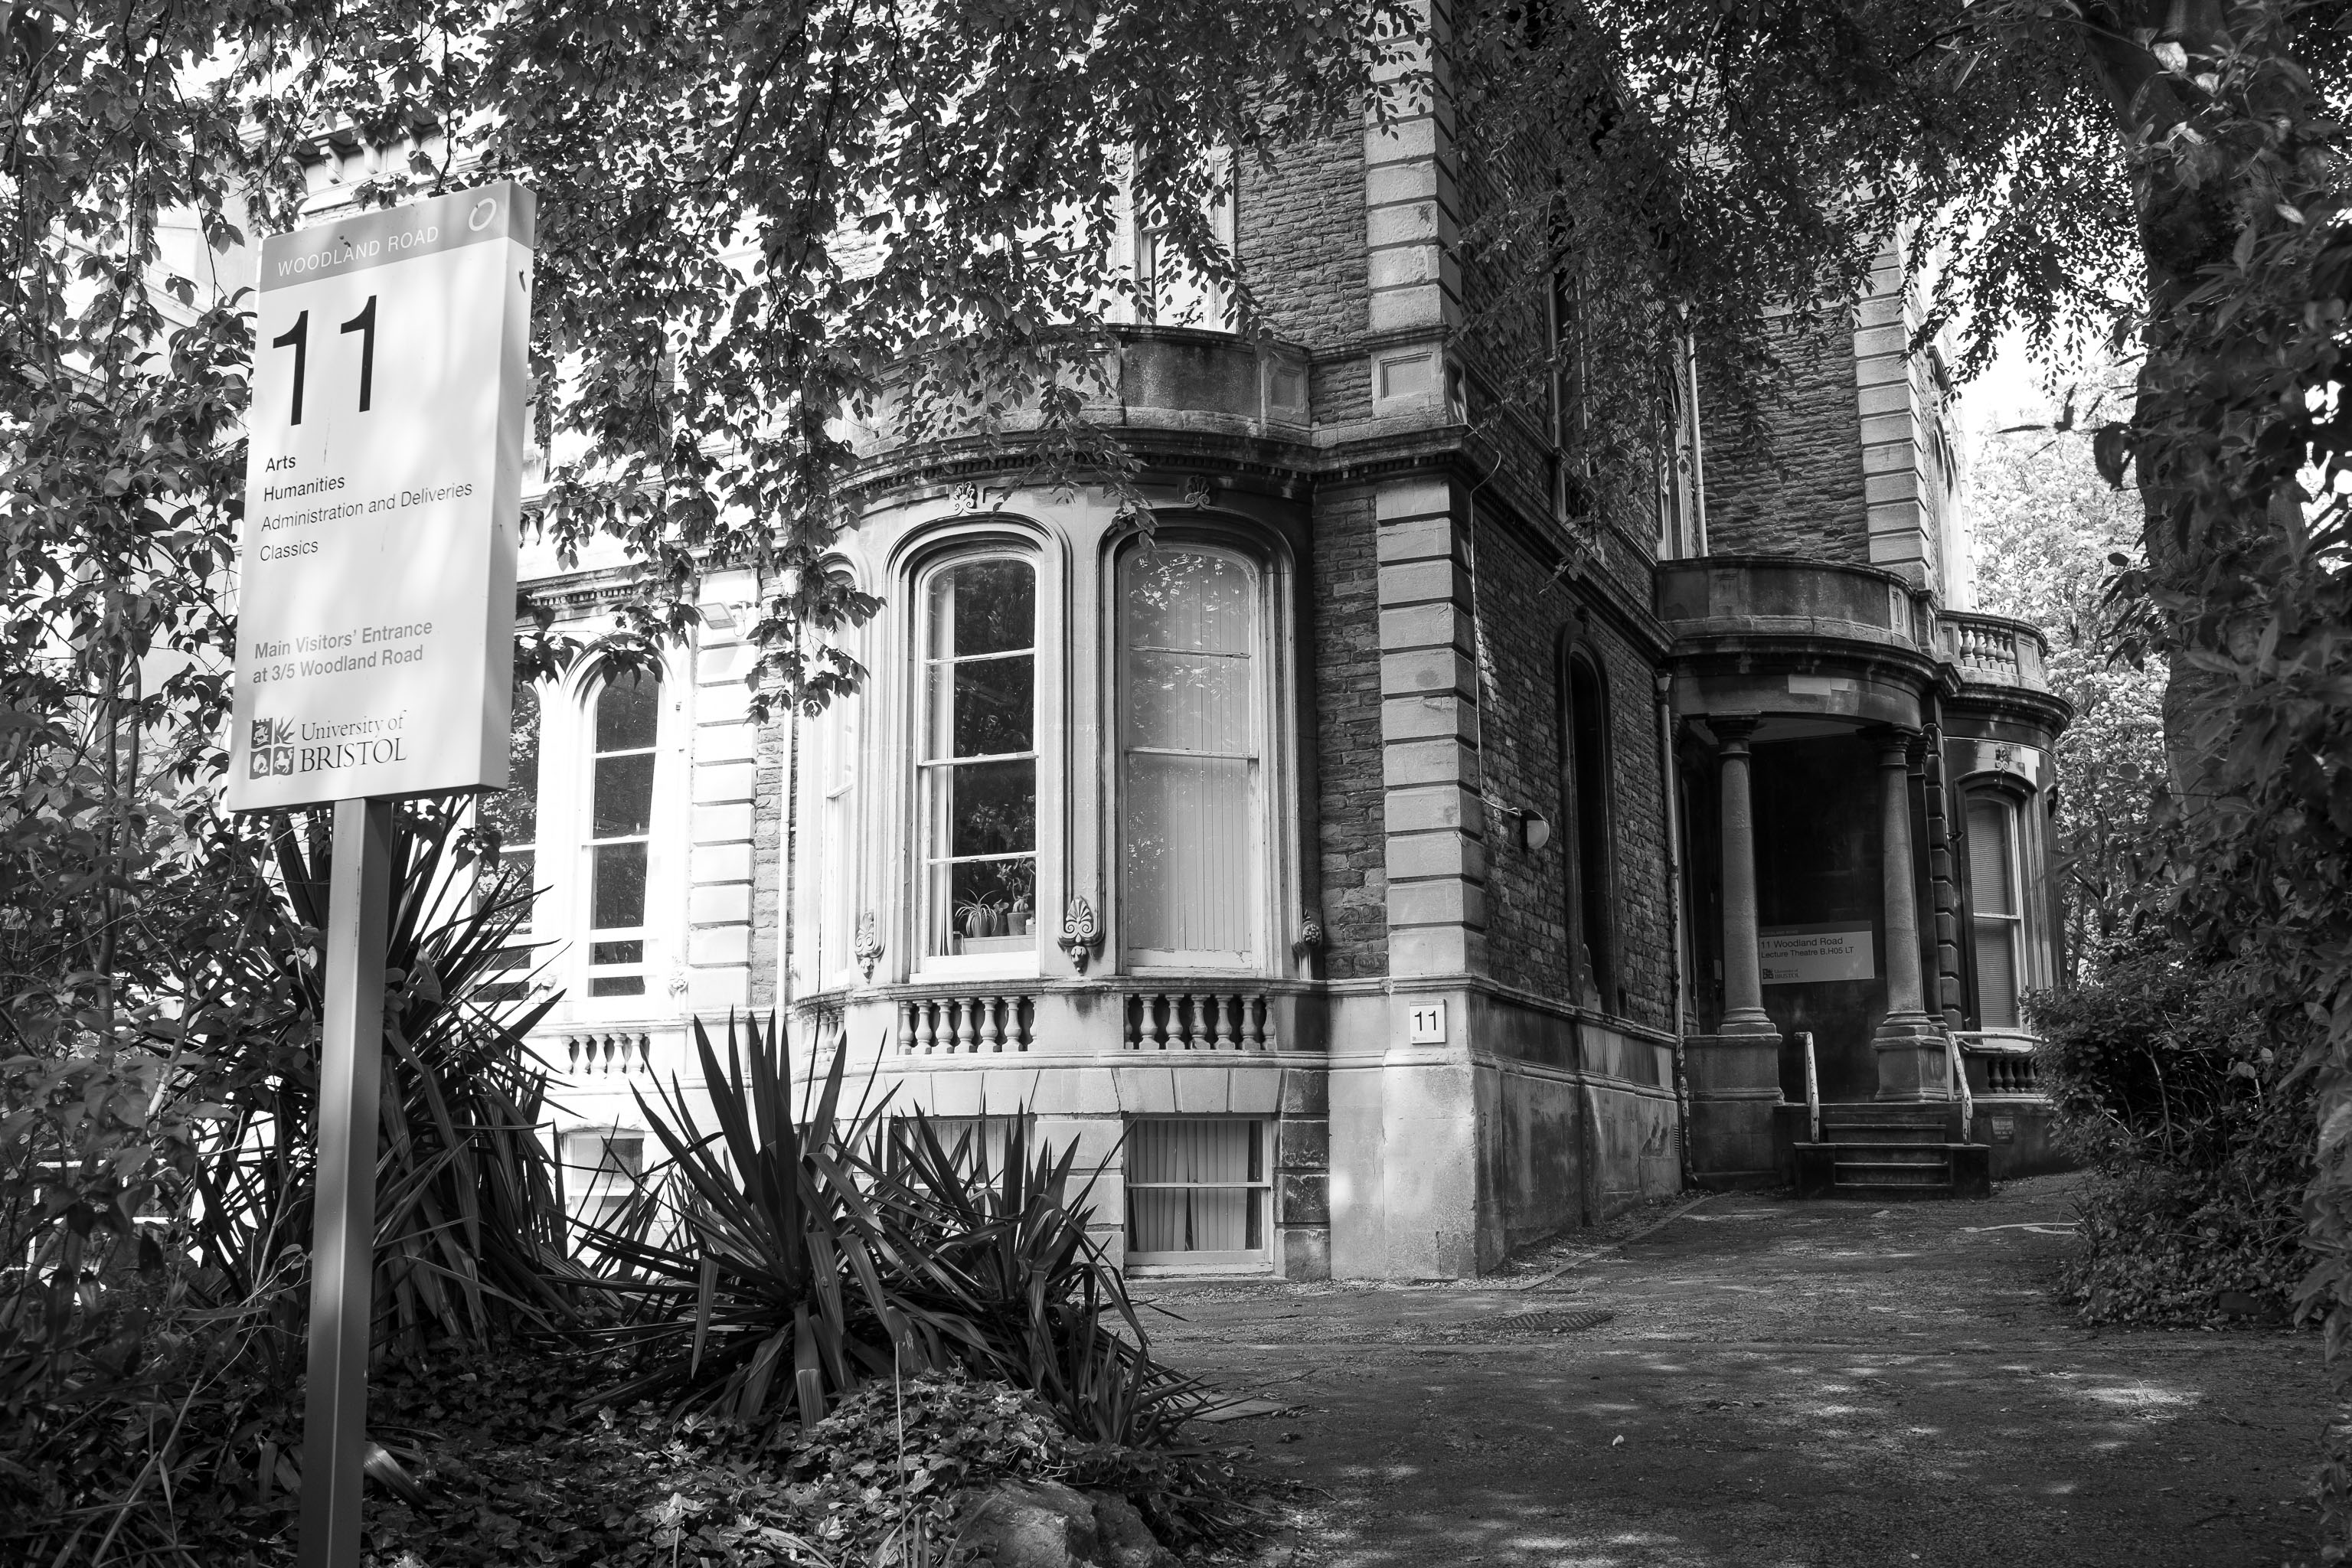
[299, 798, 393, 1566]
[228, 180, 535, 1568]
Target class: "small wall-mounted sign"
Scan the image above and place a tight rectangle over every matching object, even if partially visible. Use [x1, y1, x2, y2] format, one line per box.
[1989, 1117, 2016, 1143]
[1758, 923, 1874, 985]
[1408, 1001, 1447, 1044]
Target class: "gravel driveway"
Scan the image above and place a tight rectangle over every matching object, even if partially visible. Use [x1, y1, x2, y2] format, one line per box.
[1141, 1174, 2330, 1567]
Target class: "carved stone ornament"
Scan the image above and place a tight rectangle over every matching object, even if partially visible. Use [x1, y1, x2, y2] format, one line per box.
[952, 482, 983, 513]
[1994, 743, 2016, 771]
[1182, 475, 1217, 510]
[854, 912, 884, 981]
[1292, 915, 1325, 957]
[1057, 895, 1104, 973]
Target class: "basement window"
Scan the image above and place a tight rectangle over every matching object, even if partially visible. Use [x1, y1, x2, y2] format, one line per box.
[1124, 1119, 1269, 1269]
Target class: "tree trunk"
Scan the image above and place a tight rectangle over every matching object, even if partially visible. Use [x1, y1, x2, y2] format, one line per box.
[2078, 2, 2298, 810]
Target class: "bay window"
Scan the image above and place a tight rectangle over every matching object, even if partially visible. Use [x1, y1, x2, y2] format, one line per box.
[919, 556, 1040, 967]
[1120, 544, 1264, 969]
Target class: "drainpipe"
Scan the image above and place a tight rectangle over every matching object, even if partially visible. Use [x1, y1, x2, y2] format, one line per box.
[1656, 672, 1694, 1191]
[1675, 309, 1709, 559]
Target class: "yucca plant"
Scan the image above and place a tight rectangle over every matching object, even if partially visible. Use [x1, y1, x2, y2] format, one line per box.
[874, 1113, 1205, 1449]
[181, 798, 583, 1358]
[582, 1011, 1206, 1449]
[578, 1012, 914, 1431]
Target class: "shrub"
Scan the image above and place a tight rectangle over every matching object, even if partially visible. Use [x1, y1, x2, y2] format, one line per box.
[2031, 941, 2314, 1324]
[580, 1013, 1207, 1451]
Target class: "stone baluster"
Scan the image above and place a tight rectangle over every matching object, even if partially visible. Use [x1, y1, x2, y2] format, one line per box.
[983, 996, 1004, 1051]
[1261, 998, 1278, 1050]
[954, 997, 976, 1051]
[1239, 996, 1263, 1049]
[1214, 995, 1234, 1049]
[897, 1003, 916, 1054]
[1189, 995, 1211, 1050]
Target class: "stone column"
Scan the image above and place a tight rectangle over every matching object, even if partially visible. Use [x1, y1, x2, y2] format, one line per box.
[1868, 725, 1945, 1098]
[1684, 714, 1782, 1188]
[1713, 717, 1775, 1037]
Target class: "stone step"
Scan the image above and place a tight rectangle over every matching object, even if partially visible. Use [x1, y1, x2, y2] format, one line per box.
[1792, 1141, 1991, 1200]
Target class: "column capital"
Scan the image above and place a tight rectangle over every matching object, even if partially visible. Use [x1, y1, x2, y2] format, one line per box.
[1862, 722, 1921, 762]
[1710, 713, 1763, 754]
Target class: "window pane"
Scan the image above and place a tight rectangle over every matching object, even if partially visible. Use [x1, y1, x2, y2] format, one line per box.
[1128, 549, 1253, 655]
[1967, 799, 2015, 916]
[590, 842, 648, 930]
[946, 757, 1036, 859]
[589, 975, 647, 998]
[1975, 921, 2019, 1028]
[596, 670, 661, 752]
[590, 939, 644, 965]
[929, 559, 1035, 658]
[949, 858, 1036, 923]
[1126, 753, 1251, 954]
[1129, 1119, 1258, 1182]
[480, 684, 540, 848]
[942, 652, 1034, 758]
[593, 753, 658, 838]
[1127, 647, 1250, 753]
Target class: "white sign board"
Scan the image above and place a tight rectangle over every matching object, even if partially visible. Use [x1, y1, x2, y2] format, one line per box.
[229, 182, 535, 810]
[1408, 1001, 1447, 1044]
[1759, 923, 1874, 985]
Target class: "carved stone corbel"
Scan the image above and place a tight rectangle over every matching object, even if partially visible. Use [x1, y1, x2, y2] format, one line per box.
[1292, 915, 1325, 959]
[1057, 895, 1104, 974]
[854, 912, 884, 981]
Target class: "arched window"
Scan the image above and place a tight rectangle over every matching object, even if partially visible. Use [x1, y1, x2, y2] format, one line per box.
[1560, 648, 1618, 1011]
[1119, 544, 1263, 969]
[586, 668, 661, 998]
[1967, 792, 2024, 1028]
[918, 555, 1039, 964]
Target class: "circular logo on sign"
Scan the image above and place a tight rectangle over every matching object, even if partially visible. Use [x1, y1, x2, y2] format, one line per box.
[468, 198, 497, 232]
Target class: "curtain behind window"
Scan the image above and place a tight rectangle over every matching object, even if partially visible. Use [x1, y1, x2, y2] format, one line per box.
[1122, 547, 1258, 964]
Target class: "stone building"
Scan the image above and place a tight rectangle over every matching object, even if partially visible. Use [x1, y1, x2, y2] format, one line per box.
[295, 21, 2069, 1278]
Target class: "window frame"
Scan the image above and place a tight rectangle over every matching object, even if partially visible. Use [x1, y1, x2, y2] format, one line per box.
[1122, 1116, 1273, 1272]
[1558, 642, 1621, 1014]
[1963, 783, 2037, 1031]
[1111, 533, 1281, 975]
[908, 541, 1050, 982]
[516, 648, 688, 1021]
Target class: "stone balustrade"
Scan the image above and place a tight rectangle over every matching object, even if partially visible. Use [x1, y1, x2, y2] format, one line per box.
[1122, 989, 1279, 1050]
[562, 1031, 652, 1076]
[1939, 610, 2051, 693]
[897, 992, 1038, 1054]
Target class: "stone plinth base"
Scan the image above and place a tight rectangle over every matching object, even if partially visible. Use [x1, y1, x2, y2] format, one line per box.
[1685, 1031, 1785, 1188]
[1872, 1014, 1951, 1100]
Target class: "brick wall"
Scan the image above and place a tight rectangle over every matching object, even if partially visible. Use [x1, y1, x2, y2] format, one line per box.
[1464, 510, 1675, 1033]
[1240, 131, 1369, 342]
[1310, 486, 1388, 978]
[1704, 309, 1870, 563]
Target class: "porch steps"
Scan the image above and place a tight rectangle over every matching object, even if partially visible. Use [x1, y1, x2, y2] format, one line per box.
[1794, 1105, 1991, 1199]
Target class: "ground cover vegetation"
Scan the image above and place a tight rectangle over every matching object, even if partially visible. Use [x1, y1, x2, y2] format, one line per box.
[11, 0, 2352, 1554]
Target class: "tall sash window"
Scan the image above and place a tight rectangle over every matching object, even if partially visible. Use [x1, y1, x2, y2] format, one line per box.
[586, 670, 659, 997]
[920, 557, 1039, 962]
[1120, 545, 1261, 968]
[1967, 794, 2024, 1028]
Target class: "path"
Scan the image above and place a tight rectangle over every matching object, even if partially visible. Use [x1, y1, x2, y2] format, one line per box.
[1144, 1174, 2329, 1567]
